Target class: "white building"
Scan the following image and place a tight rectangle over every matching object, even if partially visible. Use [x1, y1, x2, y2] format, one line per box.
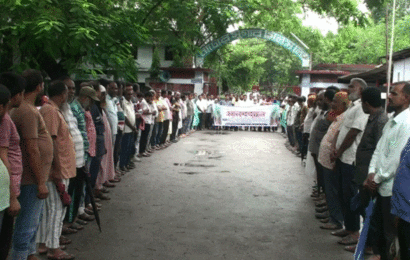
[392, 48, 410, 83]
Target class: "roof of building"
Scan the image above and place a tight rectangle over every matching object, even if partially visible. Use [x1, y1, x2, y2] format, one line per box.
[160, 67, 213, 73]
[295, 64, 378, 75]
[391, 48, 410, 61]
[338, 64, 387, 83]
[295, 70, 350, 75]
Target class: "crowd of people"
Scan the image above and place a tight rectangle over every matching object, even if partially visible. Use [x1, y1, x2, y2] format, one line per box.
[280, 78, 410, 260]
[0, 70, 235, 260]
[5, 67, 410, 260]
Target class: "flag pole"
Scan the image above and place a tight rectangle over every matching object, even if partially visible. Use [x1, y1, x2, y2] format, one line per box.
[386, 0, 397, 111]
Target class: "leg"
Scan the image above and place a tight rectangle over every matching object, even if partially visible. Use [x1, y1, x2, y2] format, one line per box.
[113, 131, 123, 168]
[11, 185, 44, 259]
[119, 133, 132, 168]
[311, 153, 325, 194]
[322, 167, 343, 227]
[398, 218, 410, 260]
[339, 161, 360, 232]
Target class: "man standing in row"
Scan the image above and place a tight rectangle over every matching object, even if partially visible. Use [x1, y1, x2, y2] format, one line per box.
[37, 81, 76, 260]
[11, 69, 53, 260]
[367, 82, 410, 259]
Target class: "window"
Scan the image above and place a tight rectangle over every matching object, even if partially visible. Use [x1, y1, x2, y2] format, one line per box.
[398, 72, 401, 81]
[165, 46, 174, 61]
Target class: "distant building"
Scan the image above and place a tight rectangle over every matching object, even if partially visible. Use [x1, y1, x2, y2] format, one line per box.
[296, 64, 378, 97]
[391, 48, 410, 83]
[137, 45, 217, 95]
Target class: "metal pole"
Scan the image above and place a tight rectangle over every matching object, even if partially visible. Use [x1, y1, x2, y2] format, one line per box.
[386, 0, 397, 112]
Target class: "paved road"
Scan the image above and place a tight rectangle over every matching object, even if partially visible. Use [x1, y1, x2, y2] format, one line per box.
[44, 131, 354, 260]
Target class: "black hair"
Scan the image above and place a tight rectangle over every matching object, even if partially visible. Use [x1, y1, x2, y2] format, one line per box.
[394, 81, 410, 96]
[297, 96, 304, 102]
[324, 89, 338, 102]
[144, 91, 153, 97]
[167, 90, 172, 95]
[327, 85, 340, 92]
[22, 69, 43, 93]
[99, 78, 111, 88]
[0, 84, 11, 106]
[136, 92, 144, 98]
[48, 80, 67, 98]
[361, 87, 382, 108]
[58, 75, 71, 82]
[161, 90, 167, 95]
[0, 72, 26, 98]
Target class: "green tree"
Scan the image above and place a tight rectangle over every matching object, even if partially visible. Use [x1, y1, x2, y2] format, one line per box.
[149, 47, 161, 79]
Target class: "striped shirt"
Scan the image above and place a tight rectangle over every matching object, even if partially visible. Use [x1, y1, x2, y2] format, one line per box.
[61, 103, 85, 168]
[70, 99, 90, 162]
[84, 111, 96, 157]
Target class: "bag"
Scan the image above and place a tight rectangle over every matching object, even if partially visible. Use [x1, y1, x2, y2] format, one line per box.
[56, 182, 72, 206]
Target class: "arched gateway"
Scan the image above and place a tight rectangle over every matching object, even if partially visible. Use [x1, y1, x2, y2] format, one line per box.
[196, 28, 311, 68]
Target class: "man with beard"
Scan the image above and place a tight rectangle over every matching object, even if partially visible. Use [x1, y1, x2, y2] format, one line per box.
[58, 76, 88, 231]
[366, 82, 410, 260]
[308, 88, 336, 201]
[331, 78, 369, 246]
[10, 69, 53, 260]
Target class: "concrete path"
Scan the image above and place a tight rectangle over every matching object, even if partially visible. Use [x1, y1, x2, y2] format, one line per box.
[40, 131, 354, 260]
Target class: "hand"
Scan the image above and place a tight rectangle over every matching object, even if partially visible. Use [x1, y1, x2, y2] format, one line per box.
[7, 197, 21, 217]
[37, 183, 49, 199]
[364, 173, 378, 192]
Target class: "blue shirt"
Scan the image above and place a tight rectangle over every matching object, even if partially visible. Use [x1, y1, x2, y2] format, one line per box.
[392, 136, 410, 222]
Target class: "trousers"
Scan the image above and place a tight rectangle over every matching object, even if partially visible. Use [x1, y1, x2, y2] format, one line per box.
[37, 180, 69, 249]
[11, 185, 44, 259]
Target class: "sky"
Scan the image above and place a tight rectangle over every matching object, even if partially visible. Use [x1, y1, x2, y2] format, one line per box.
[227, 1, 369, 36]
[299, 2, 369, 36]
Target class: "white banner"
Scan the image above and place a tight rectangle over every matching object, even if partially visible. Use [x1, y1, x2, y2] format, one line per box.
[213, 105, 280, 127]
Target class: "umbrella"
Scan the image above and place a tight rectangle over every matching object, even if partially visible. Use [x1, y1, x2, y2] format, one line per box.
[354, 198, 376, 260]
[81, 168, 102, 232]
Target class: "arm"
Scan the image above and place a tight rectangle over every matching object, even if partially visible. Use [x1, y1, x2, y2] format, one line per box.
[51, 137, 63, 183]
[25, 138, 49, 199]
[125, 116, 137, 132]
[374, 127, 410, 185]
[335, 128, 361, 159]
[0, 147, 20, 216]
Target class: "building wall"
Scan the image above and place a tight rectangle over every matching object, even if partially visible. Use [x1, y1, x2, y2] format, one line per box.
[393, 58, 410, 82]
[136, 45, 173, 72]
[310, 74, 339, 83]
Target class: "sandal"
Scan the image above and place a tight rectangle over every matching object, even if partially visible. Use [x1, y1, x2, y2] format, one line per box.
[47, 250, 75, 260]
[59, 236, 72, 245]
[69, 223, 84, 231]
[78, 213, 95, 222]
[101, 187, 110, 193]
[338, 233, 359, 245]
[62, 227, 77, 235]
[76, 219, 87, 225]
[39, 246, 67, 255]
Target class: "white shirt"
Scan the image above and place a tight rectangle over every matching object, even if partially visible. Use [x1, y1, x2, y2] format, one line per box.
[123, 98, 136, 134]
[336, 99, 369, 164]
[141, 99, 154, 125]
[160, 97, 171, 120]
[206, 99, 214, 113]
[303, 107, 316, 134]
[369, 109, 410, 197]
[196, 99, 207, 112]
[106, 94, 118, 135]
